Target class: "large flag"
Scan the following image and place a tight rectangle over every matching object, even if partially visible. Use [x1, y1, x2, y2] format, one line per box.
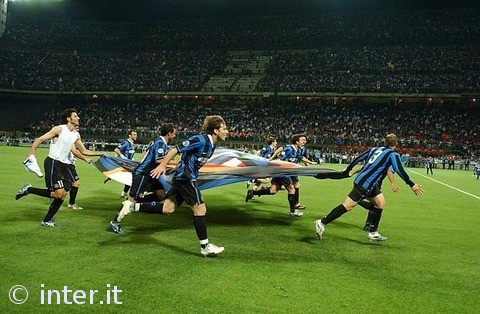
[93, 149, 347, 190]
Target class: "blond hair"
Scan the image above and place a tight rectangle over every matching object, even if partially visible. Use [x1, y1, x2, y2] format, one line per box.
[385, 133, 398, 147]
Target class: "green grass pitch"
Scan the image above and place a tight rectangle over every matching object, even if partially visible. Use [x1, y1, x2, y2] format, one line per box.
[0, 146, 479, 312]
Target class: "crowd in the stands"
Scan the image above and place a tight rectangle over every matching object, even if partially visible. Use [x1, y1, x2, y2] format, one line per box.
[2, 7, 479, 161]
[1, 9, 479, 93]
[25, 99, 479, 158]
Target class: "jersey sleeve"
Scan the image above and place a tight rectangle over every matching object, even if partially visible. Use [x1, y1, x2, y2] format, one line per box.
[345, 149, 371, 173]
[176, 135, 202, 154]
[117, 140, 127, 152]
[260, 147, 267, 157]
[279, 146, 292, 161]
[153, 141, 167, 161]
[390, 153, 415, 187]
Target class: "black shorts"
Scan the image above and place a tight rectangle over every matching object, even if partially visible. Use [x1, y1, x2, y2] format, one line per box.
[129, 173, 166, 200]
[348, 185, 382, 203]
[165, 180, 203, 207]
[44, 157, 72, 191]
[65, 164, 80, 182]
[271, 176, 293, 188]
[290, 176, 299, 184]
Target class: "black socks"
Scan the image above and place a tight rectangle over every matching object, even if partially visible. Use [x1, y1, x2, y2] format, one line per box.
[69, 186, 79, 205]
[138, 202, 163, 214]
[368, 208, 383, 232]
[28, 187, 51, 198]
[287, 194, 296, 212]
[193, 216, 207, 241]
[321, 204, 348, 225]
[193, 216, 208, 241]
[253, 188, 271, 196]
[43, 199, 64, 222]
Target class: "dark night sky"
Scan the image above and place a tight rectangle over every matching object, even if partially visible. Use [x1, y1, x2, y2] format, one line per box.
[9, 0, 480, 22]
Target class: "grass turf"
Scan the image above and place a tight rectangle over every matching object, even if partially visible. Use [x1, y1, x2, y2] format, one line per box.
[0, 146, 479, 313]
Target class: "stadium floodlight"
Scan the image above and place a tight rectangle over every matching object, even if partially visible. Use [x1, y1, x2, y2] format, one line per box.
[9, 0, 65, 2]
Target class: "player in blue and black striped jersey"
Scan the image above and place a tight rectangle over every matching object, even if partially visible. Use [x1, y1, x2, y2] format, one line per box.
[150, 115, 229, 257]
[109, 124, 176, 234]
[114, 129, 137, 197]
[292, 136, 316, 209]
[315, 133, 424, 241]
[247, 133, 314, 217]
[356, 166, 398, 231]
[260, 138, 277, 159]
[246, 138, 278, 192]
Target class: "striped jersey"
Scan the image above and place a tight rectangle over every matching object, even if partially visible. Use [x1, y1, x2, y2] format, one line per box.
[279, 145, 300, 164]
[345, 146, 415, 191]
[297, 146, 308, 161]
[134, 136, 168, 175]
[173, 134, 215, 182]
[117, 139, 135, 160]
[260, 145, 275, 158]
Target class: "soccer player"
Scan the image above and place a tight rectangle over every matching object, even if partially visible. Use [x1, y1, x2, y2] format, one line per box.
[246, 133, 313, 217]
[109, 124, 176, 234]
[52, 126, 92, 210]
[66, 145, 92, 210]
[293, 135, 316, 209]
[150, 115, 228, 257]
[15, 108, 104, 226]
[358, 167, 398, 231]
[114, 129, 137, 198]
[315, 133, 424, 241]
[246, 137, 277, 193]
[260, 138, 278, 159]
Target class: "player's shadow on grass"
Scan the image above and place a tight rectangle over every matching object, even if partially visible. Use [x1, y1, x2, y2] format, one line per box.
[98, 233, 200, 257]
[298, 220, 392, 247]
[207, 206, 295, 227]
[96, 207, 298, 258]
[8, 210, 44, 224]
[76, 192, 294, 228]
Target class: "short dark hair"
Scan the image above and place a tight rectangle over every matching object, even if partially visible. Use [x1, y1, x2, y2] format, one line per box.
[128, 129, 136, 136]
[291, 133, 307, 144]
[61, 108, 77, 124]
[267, 137, 276, 145]
[385, 133, 398, 147]
[160, 123, 175, 136]
[203, 115, 226, 134]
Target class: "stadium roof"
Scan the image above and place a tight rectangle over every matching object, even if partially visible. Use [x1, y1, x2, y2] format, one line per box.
[9, 0, 480, 22]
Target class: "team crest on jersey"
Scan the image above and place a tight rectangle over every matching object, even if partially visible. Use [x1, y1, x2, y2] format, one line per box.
[157, 148, 164, 155]
[182, 140, 190, 147]
[198, 157, 208, 163]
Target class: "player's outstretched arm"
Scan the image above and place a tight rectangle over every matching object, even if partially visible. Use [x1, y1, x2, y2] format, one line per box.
[411, 184, 424, 196]
[387, 170, 399, 193]
[151, 147, 178, 179]
[28, 125, 62, 156]
[71, 146, 91, 164]
[269, 147, 283, 161]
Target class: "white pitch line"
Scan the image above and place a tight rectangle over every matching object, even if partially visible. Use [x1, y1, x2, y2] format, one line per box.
[411, 170, 480, 201]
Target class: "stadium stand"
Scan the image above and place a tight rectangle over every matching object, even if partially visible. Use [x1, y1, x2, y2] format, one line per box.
[0, 7, 478, 160]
